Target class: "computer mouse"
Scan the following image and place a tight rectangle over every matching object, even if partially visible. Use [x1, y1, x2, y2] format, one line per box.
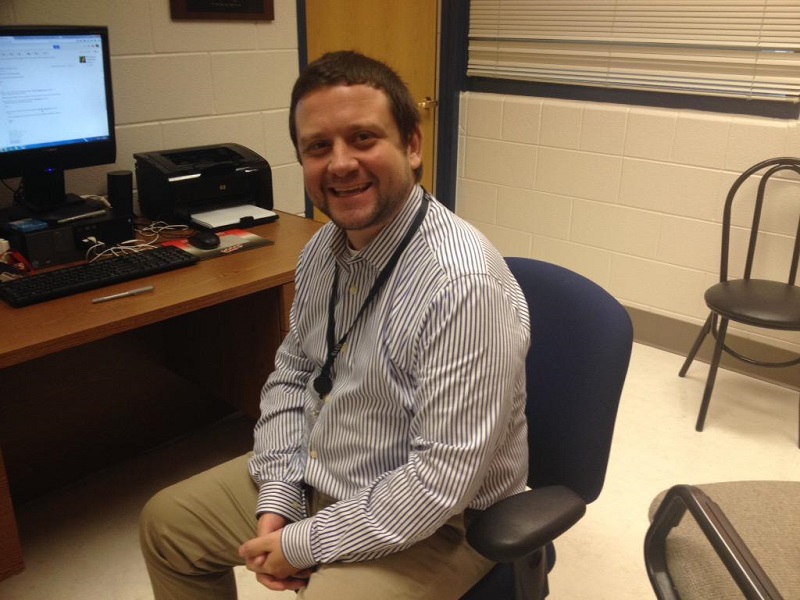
[188, 230, 221, 250]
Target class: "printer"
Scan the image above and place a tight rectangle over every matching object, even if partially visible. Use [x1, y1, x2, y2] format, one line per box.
[134, 143, 274, 227]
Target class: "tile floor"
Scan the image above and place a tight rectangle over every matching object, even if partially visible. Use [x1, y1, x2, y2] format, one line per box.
[1, 343, 799, 600]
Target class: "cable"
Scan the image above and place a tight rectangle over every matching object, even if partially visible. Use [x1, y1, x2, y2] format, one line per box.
[0, 178, 17, 193]
[84, 237, 160, 262]
[135, 220, 191, 243]
[79, 221, 189, 262]
[1, 177, 24, 205]
[81, 194, 111, 209]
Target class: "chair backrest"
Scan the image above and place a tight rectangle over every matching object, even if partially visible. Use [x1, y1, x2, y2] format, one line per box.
[505, 257, 633, 503]
[721, 157, 800, 285]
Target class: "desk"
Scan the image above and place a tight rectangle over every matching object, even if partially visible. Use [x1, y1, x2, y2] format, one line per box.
[0, 212, 321, 580]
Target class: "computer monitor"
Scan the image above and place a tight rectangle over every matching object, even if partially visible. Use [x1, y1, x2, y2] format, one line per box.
[0, 25, 116, 214]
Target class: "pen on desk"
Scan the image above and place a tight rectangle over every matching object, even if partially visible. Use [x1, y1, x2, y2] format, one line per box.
[92, 285, 154, 304]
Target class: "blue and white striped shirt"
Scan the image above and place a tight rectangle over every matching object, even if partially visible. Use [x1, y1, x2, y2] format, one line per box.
[249, 185, 530, 570]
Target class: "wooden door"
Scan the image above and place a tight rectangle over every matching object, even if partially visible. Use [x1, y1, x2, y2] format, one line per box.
[304, 0, 439, 206]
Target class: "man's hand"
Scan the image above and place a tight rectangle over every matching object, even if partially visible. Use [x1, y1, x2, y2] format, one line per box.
[239, 513, 313, 591]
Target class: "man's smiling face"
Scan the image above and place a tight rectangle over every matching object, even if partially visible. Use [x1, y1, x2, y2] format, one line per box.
[294, 84, 422, 250]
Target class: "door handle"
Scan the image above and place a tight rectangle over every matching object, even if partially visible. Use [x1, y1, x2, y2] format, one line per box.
[416, 96, 439, 110]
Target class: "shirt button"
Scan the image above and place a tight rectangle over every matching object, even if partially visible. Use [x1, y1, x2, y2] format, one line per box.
[349, 284, 358, 295]
[309, 450, 318, 459]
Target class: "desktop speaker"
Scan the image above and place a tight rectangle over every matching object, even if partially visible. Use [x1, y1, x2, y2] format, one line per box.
[107, 170, 134, 216]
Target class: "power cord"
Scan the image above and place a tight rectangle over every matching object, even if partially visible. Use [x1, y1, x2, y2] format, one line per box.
[83, 221, 190, 262]
[83, 236, 160, 262]
[135, 220, 190, 242]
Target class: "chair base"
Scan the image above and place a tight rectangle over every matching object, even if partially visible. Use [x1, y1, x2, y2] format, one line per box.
[461, 556, 548, 600]
[680, 312, 800, 448]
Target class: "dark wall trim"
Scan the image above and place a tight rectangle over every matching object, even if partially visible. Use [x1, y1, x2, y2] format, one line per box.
[629, 306, 800, 391]
[467, 78, 800, 120]
[434, 0, 468, 211]
[296, 0, 307, 69]
[295, 0, 315, 219]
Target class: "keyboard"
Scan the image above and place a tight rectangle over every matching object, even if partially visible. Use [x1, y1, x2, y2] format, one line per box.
[0, 245, 198, 307]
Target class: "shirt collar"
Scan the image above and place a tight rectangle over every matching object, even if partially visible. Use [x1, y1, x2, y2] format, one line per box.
[329, 185, 425, 271]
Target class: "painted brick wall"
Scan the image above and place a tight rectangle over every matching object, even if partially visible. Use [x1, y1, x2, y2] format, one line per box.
[457, 92, 800, 353]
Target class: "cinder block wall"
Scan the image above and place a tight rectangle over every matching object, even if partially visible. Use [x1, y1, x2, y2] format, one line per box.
[0, 0, 304, 214]
[457, 92, 800, 357]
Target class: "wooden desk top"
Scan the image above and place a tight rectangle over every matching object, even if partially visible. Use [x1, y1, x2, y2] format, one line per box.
[0, 212, 321, 369]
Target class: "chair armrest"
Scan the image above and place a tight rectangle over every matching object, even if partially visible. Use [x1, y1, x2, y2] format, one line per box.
[466, 485, 586, 563]
[644, 484, 784, 600]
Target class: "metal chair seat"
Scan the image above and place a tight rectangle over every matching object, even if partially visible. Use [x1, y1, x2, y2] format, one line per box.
[705, 279, 800, 329]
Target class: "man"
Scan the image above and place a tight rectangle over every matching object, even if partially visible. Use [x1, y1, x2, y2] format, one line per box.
[140, 51, 530, 600]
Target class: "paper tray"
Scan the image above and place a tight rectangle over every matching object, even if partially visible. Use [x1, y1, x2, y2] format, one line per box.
[190, 204, 278, 231]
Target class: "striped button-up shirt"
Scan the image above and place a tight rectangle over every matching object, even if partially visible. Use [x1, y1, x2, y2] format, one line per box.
[249, 185, 530, 570]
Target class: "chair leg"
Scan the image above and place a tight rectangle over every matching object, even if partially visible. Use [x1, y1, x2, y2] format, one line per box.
[680, 313, 712, 377]
[696, 318, 729, 432]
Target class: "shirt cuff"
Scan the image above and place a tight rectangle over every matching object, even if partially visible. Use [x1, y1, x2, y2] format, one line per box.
[255, 481, 307, 523]
[281, 518, 316, 570]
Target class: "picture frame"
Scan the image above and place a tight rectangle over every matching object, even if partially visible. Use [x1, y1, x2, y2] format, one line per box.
[170, 0, 274, 21]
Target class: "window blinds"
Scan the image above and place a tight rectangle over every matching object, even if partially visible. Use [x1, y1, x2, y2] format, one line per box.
[468, 0, 800, 102]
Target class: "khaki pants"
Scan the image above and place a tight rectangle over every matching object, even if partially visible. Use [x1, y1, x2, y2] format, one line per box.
[139, 454, 494, 600]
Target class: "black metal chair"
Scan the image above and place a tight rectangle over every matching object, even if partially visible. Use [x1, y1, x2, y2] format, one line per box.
[645, 481, 800, 599]
[461, 257, 633, 599]
[679, 157, 800, 446]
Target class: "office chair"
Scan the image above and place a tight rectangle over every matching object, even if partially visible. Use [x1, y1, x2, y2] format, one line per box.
[461, 257, 634, 600]
[678, 157, 800, 446]
[645, 481, 800, 599]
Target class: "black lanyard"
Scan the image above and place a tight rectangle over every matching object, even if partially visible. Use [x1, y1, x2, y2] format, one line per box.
[312, 193, 430, 398]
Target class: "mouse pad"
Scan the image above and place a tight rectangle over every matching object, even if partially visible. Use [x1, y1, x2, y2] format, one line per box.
[162, 228, 273, 260]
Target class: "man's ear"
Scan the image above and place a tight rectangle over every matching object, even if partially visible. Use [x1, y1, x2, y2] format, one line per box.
[407, 125, 423, 170]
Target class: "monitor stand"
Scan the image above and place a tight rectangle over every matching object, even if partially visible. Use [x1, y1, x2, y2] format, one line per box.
[20, 168, 108, 223]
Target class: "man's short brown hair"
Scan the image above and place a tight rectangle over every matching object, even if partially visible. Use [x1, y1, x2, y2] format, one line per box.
[289, 51, 422, 182]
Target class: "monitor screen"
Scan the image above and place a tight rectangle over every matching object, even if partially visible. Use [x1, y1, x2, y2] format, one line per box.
[0, 25, 116, 213]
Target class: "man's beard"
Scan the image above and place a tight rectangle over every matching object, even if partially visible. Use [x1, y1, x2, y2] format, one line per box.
[320, 184, 411, 234]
